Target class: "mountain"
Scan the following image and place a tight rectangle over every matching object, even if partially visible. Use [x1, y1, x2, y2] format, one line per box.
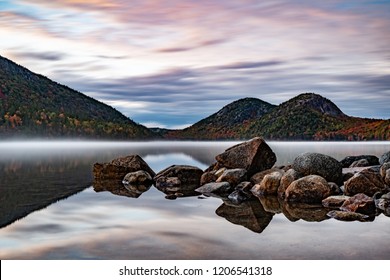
[241, 93, 389, 140]
[163, 97, 276, 139]
[163, 93, 389, 140]
[0, 55, 156, 139]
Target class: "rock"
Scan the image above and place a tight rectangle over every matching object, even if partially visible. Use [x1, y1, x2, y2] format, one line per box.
[215, 200, 274, 233]
[328, 182, 342, 195]
[251, 171, 284, 196]
[342, 172, 354, 183]
[200, 171, 218, 185]
[292, 152, 342, 185]
[350, 159, 370, 167]
[216, 168, 247, 187]
[215, 137, 276, 177]
[215, 168, 227, 178]
[93, 155, 155, 180]
[374, 191, 390, 216]
[285, 175, 332, 204]
[122, 170, 153, 185]
[326, 210, 371, 222]
[340, 193, 376, 215]
[380, 162, 390, 186]
[250, 168, 284, 184]
[340, 155, 379, 168]
[379, 151, 390, 165]
[154, 165, 203, 194]
[278, 169, 302, 198]
[195, 182, 232, 194]
[228, 181, 254, 204]
[322, 195, 350, 207]
[344, 168, 387, 196]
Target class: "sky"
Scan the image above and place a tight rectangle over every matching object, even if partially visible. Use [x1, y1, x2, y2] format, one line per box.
[0, 0, 389, 128]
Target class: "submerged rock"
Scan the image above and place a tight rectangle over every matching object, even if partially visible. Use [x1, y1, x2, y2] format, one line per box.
[292, 152, 342, 184]
[93, 155, 155, 180]
[326, 210, 371, 222]
[214, 137, 276, 177]
[285, 175, 332, 204]
[322, 195, 350, 208]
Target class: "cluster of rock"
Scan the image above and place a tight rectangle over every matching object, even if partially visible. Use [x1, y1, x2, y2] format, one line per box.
[93, 137, 390, 222]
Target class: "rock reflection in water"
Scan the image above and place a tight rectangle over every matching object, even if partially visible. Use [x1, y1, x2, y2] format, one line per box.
[215, 199, 274, 233]
[93, 180, 151, 198]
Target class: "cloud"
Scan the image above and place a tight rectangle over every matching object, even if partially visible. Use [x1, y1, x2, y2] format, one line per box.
[12, 51, 65, 61]
[216, 60, 284, 70]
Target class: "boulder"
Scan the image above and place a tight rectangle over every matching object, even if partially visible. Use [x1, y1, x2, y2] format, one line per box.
[292, 152, 342, 184]
[380, 162, 390, 186]
[278, 169, 302, 198]
[195, 182, 232, 194]
[340, 193, 376, 215]
[379, 151, 390, 165]
[251, 171, 283, 196]
[93, 155, 155, 180]
[154, 165, 203, 193]
[216, 168, 247, 187]
[285, 175, 332, 204]
[214, 137, 276, 177]
[344, 168, 387, 196]
[250, 168, 284, 184]
[340, 155, 379, 168]
[122, 170, 153, 185]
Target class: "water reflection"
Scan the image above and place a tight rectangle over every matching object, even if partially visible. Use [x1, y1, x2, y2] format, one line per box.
[93, 179, 151, 198]
[1, 141, 390, 259]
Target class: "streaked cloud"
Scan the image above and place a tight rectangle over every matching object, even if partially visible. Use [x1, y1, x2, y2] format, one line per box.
[1, 0, 389, 127]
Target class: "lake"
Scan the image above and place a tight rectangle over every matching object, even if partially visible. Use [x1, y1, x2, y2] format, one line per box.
[0, 141, 389, 259]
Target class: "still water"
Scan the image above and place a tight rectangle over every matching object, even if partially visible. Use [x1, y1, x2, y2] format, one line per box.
[0, 141, 389, 259]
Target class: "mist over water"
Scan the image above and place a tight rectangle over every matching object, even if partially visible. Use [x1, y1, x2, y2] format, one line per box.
[0, 141, 389, 259]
